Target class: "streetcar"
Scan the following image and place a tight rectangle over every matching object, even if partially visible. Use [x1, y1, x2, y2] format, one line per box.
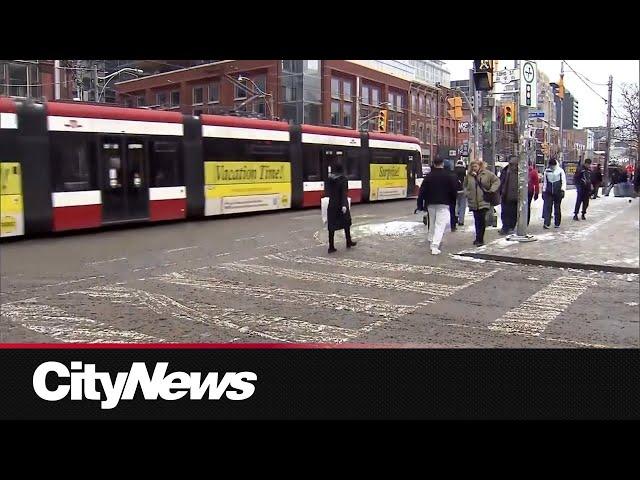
[0, 97, 423, 238]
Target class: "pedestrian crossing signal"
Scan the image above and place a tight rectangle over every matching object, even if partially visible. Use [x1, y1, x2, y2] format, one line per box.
[378, 109, 388, 133]
[504, 102, 515, 125]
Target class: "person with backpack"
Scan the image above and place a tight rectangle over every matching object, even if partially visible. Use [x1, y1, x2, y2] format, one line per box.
[591, 164, 603, 199]
[573, 158, 593, 220]
[325, 163, 357, 253]
[416, 157, 458, 255]
[464, 159, 500, 247]
[541, 158, 567, 229]
[454, 160, 468, 226]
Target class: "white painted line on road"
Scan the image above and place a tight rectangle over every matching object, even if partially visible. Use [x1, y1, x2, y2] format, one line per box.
[234, 235, 265, 242]
[151, 272, 416, 318]
[266, 253, 488, 280]
[215, 252, 230, 257]
[61, 285, 358, 344]
[86, 257, 127, 265]
[216, 262, 491, 298]
[1, 299, 164, 343]
[256, 244, 280, 249]
[165, 246, 199, 253]
[488, 276, 594, 337]
[1, 276, 106, 295]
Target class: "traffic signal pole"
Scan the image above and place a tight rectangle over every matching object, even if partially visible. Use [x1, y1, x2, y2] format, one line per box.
[509, 60, 536, 243]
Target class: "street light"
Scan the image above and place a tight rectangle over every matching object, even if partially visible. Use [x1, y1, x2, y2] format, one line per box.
[98, 68, 144, 102]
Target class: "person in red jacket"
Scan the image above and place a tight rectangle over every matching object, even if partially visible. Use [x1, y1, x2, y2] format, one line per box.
[527, 162, 540, 225]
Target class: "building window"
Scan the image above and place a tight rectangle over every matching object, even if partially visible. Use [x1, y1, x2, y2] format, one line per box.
[331, 77, 340, 99]
[419, 123, 424, 142]
[343, 80, 353, 102]
[209, 82, 220, 103]
[411, 122, 417, 137]
[371, 87, 380, 106]
[235, 77, 247, 99]
[419, 95, 425, 114]
[343, 103, 352, 128]
[156, 92, 168, 107]
[192, 86, 204, 105]
[137, 95, 145, 107]
[170, 91, 180, 108]
[412, 93, 417, 113]
[331, 101, 340, 126]
[362, 85, 370, 105]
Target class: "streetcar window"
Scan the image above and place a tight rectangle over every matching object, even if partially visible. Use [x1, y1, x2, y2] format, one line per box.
[302, 144, 321, 181]
[344, 148, 360, 180]
[50, 133, 98, 192]
[150, 140, 183, 188]
[371, 149, 394, 164]
[204, 138, 289, 162]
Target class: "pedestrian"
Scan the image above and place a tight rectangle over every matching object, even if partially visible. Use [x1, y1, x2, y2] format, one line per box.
[464, 159, 500, 247]
[605, 166, 620, 196]
[454, 159, 468, 226]
[416, 156, 458, 255]
[591, 163, 603, 199]
[444, 159, 458, 231]
[527, 161, 540, 225]
[541, 157, 567, 229]
[573, 158, 593, 220]
[325, 163, 356, 253]
[498, 155, 519, 234]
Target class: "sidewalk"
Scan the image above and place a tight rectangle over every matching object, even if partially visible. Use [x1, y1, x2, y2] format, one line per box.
[458, 190, 640, 273]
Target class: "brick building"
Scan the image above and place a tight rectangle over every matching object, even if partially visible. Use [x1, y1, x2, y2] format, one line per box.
[114, 60, 461, 163]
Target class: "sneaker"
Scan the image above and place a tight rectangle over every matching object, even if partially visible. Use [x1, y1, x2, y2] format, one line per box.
[475, 242, 485, 247]
[554, 225, 560, 228]
[431, 247, 441, 255]
[328, 247, 337, 254]
[581, 214, 586, 220]
[573, 215, 579, 221]
[346, 241, 357, 248]
[543, 225, 550, 229]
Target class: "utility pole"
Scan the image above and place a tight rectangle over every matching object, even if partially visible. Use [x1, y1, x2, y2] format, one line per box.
[509, 59, 535, 242]
[558, 61, 564, 166]
[54, 60, 61, 100]
[604, 74, 613, 185]
[474, 89, 481, 161]
[93, 64, 100, 103]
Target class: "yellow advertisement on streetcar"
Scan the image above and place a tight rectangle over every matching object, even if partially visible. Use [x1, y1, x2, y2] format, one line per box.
[204, 161, 291, 216]
[0, 162, 24, 237]
[369, 163, 407, 201]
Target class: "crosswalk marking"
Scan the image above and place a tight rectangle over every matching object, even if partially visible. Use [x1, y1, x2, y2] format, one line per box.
[1, 299, 163, 343]
[60, 285, 359, 343]
[488, 276, 595, 337]
[216, 262, 474, 297]
[151, 272, 416, 318]
[264, 252, 486, 280]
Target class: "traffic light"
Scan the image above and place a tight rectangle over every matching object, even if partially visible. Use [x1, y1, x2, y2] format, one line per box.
[378, 109, 388, 133]
[504, 102, 515, 125]
[447, 97, 463, 120]
[473, 60, 494, 91]
[557, 75, 565, 100]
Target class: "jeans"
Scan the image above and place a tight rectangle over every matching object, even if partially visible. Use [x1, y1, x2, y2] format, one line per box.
[455, 191, 467, 224]
[473, 208, 488, 243]
[574, 188, 590, 215]
[542, 192, 563, 227]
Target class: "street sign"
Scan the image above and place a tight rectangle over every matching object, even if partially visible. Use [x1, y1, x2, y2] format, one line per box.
[458, 121, 470, 133]
[495, 68, 519, 84]
[520, 60, 538, 108]
[528, 111, 545, 118]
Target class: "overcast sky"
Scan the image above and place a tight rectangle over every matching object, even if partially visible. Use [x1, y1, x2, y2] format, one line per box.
[443, 60, 639, 129]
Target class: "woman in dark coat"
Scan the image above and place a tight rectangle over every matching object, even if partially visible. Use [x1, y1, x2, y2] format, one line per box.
[325, 163, 356, 253]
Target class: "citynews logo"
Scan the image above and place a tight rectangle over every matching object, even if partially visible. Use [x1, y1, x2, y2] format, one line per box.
[33, 361, 257, 410]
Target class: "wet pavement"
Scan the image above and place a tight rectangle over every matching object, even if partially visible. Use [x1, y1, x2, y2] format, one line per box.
[1, 197, 638, 347]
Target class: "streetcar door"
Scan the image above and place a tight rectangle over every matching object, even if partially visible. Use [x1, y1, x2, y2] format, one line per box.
[321, 148, 343, 179]
[407, 153, 417, 195]
[100, 136, 149, 223]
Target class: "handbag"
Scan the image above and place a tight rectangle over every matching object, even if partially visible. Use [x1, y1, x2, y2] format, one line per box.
[475, 175, 500, 206]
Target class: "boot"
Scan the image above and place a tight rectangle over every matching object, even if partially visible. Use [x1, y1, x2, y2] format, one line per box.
[581, 213, 586, 220]
[573, 214, 579, 221]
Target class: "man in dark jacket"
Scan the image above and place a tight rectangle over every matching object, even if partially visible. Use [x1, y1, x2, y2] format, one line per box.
[416, 157, 458, 255]
[454, 160, 467, 227]
[573, 158, 593, 220]
[325, 163, 356, 253]
[498, 155, 519, 234]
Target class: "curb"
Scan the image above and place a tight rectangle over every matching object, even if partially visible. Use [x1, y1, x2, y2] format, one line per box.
[456, 252, 640, 274]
